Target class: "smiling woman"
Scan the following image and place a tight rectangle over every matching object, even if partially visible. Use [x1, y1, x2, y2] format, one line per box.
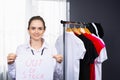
[7, 16, 63, 80]
[28, 17, 46, 45]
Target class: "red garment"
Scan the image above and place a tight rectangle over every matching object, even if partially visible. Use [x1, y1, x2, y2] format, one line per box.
[90, 64, 95, 80]
[83, 33, 105, 55]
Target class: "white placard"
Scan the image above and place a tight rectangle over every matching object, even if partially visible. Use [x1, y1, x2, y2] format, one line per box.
[16, 55, 56, 80]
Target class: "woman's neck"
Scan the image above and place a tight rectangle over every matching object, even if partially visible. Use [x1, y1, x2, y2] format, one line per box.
[30, 39, 43, 50]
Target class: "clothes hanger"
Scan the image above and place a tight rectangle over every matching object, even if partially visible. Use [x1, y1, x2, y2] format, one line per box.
[66, 26, 72, 32]
[78, 22, 91, 34]
[84, 27, 91, 34]
[78, 22, 86, 34]
[72, 24, 81, 35]
[84, 24, 91, 34]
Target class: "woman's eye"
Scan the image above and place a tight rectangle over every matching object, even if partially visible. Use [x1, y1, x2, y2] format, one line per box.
[39, 27, 44, 30]
[31, 27, 35, 30]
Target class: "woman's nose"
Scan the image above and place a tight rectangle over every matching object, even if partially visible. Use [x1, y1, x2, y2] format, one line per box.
[35, 29, 39, 33]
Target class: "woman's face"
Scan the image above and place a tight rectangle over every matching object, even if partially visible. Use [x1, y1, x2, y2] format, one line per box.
[28, 20, 45, 41]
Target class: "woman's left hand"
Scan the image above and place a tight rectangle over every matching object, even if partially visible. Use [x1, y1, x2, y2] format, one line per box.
[53, 54, 63, 63]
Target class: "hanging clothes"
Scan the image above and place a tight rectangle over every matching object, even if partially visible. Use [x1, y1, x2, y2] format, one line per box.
[59, 20, 108, 80]
[83, 33, 105, 80]
[86, 22, 107, 80]
[55, 31, 86, 80]
[74, 27, 105, 80]
[76, 34, 98, 80]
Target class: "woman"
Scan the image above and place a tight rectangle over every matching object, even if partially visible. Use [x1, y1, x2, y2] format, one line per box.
[7, 16, 63, 80]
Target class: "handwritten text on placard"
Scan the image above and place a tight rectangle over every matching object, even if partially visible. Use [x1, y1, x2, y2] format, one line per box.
[16, 55, 56, 80]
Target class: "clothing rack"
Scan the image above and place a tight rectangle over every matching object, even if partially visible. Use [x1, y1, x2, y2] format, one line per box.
[61, 20, 84, 26]
[60, 20, 66, 80]
[60, 20, 105, 80]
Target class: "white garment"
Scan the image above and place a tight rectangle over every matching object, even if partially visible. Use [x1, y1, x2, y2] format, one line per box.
[8, 38, 57, 80]
[92, 23, 99, 37]
[95, 47, 107, 80]
[55, 32, 86, 80]
[92, 34, 108, 80]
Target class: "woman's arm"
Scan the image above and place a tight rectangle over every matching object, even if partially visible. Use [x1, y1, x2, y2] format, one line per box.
[7, 53, 17, 79]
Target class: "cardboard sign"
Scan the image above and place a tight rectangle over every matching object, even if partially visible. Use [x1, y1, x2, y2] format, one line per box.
[16, 55, 56, 80]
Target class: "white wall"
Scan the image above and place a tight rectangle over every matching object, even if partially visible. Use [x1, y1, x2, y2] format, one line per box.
[0, 0, 5, 79]
[0, 0, 26, 79]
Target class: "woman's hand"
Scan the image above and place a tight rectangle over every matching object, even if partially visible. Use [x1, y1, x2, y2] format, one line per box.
[7, 53, 17, 64]
[53, 54, 63, 63]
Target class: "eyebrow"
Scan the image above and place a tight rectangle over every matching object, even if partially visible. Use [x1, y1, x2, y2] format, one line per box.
[30, 26, 44, 28]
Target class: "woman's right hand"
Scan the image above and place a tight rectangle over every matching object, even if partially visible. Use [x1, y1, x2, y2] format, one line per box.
[7, 53, 17, 64]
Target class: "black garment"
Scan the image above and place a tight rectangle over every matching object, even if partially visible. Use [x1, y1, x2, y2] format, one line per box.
[94, 23, 104, 38]
[77, 34, 98, 80]
[87, 23, 104, 39]
[86, 23, 97, 37]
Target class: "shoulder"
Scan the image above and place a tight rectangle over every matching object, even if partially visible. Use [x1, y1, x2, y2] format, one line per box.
[17, 43, 28, 49]
[16, 42, 29, 52]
